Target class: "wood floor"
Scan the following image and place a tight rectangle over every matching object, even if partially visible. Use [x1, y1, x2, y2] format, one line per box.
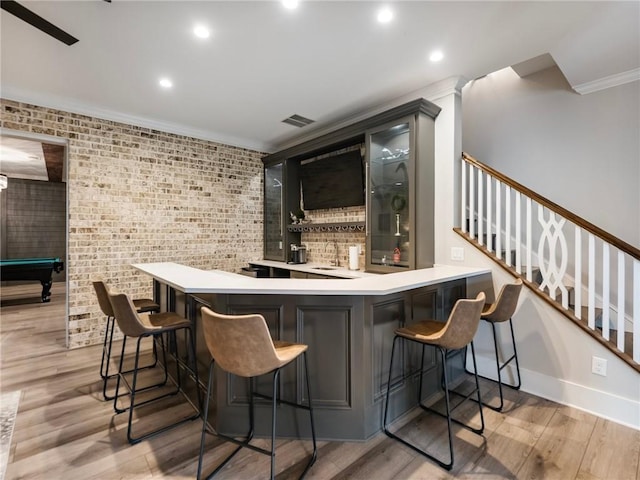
[1, 283, 639, 480]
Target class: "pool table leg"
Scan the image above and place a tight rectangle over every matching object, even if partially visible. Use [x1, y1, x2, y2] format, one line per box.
[41, 280, 52, 303]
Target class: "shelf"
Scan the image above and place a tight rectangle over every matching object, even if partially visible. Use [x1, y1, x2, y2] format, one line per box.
[287, 221, 365, 233]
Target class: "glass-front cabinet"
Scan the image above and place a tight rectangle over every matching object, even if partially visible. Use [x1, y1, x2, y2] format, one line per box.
[264, 162, 284, 260]
[263, 159, 301, 262]
[365, 106, 436, 273]
[366, 118, 414, 272]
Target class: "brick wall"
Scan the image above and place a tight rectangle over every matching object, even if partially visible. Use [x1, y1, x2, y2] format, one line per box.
[301, 206, 366, 269]
[1, 99, 264, 348]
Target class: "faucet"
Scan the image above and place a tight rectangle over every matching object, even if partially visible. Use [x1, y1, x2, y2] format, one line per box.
[325, 241, 340, 266]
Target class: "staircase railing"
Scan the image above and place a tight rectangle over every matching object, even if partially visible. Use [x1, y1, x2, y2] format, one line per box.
[458, 152, 640, 368]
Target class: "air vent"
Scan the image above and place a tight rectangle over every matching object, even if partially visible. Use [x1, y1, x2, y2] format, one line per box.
[282, 114, 315, 128]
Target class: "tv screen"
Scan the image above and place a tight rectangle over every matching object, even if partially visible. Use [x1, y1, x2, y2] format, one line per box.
[300, 150, 364, 210]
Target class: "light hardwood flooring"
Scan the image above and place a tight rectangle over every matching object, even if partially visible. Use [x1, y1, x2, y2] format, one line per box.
[1, 283, 639, 479]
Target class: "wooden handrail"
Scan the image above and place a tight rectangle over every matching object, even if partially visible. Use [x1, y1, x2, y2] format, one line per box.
[462, 152, 640, 261]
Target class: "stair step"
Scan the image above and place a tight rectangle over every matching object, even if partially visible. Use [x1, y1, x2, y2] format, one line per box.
[603, 328, 634, 357]
[575, 310, 634, 359]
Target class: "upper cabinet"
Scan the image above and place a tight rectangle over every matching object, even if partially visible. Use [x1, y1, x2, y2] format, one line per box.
[365, 107, 436, 273]
[264, 162, 284, 260]
[366, 118, 414, 272]
[263, 98, 440, 270]
[263, 159, 300, 262]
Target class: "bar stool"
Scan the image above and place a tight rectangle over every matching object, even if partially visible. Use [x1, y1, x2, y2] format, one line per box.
[383, 292, 486, 471]
[197, 307, 317, 480]
[465, 279, 523, 411]
[92, 280, 160, 401]
[109, 291, 200, 444]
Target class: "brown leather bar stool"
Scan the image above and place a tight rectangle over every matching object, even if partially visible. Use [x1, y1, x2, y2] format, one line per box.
[92, 280, 160, 401]
[197, 307, 317, 480]
[383, 292, 486, 471]
[109, 291, 200, 444]
[465, 279, 523, 411]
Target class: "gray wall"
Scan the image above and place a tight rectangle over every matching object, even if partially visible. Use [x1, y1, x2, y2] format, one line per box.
[1, 177, 66, 281]
[461, 66, 639, 247]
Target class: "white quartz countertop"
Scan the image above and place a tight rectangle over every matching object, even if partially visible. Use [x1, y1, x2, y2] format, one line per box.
[247, 260, 377, 279]
[132, 262, 490, 296]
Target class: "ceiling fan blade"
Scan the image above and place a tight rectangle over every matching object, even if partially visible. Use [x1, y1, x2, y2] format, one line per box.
[1, 0, 79, 46]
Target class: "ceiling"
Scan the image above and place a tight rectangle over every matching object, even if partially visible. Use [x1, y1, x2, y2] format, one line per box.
[1, 1, 638, 154]
[0, 136, 64, 182]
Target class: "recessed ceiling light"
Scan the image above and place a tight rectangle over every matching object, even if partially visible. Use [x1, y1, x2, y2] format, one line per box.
[159, 78, 173, 89]
[193, 25, 210, 39]
[429, 50, 444, 62]
[282, 0, 298, 9]
[377, 7, 393, 23]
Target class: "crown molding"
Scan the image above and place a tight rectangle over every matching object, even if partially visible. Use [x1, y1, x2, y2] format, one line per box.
[0, 87, 269, 153]
[420, 76, 469, 100]
[572, 68, 640, 95]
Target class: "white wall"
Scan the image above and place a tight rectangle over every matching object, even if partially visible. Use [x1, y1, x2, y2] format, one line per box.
[454, 68, 640, 429]
[461, 241, 640, 430]
[461, 66, 639, 247]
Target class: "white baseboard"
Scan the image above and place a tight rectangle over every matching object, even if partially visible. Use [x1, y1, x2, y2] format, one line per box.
[471, 354, 640, 431]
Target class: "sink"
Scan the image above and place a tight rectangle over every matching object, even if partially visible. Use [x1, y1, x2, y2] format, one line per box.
[313, 266, 337, 270]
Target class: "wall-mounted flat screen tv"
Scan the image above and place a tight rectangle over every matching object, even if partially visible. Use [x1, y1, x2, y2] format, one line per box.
[300, 150, 365, 210]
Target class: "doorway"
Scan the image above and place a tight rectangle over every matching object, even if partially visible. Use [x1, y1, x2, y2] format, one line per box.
[0, 128, 69, 347]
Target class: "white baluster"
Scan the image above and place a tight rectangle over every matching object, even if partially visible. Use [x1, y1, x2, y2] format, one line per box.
[537, 206, 568, 306]
[515, 192, 522, 274]
[469, 165, 475, 239]
[602, 244, 610, 340]
[634, 260, 640, 363]
[478, 169, 484, 246]
[496, 179, 502, 260]
[505, 186, 511, 266]
[617, 251, 625, 351]
[461, 159, 467, 232]
[486, 173, 492, 252]
[526, 198, 532, 281]
[588, 234, 596, 330]
[575, 227, 582, 320]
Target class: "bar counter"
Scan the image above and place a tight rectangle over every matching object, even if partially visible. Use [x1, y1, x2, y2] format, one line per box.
[133, 262, 491, 441]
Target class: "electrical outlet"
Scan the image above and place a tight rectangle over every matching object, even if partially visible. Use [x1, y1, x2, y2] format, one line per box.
[451, 247, 464, 261]
[592, 356, 607, 376]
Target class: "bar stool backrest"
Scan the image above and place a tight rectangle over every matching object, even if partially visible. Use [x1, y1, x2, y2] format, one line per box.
[109, 292, 157, 338]
[93, 279, 115, 317]
[200, 307, 285, 378]
[482, 279, 523, 323]
[435, 292, 485, 350]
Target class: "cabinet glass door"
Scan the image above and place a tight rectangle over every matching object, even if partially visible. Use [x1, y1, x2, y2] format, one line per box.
[264, 162, 284, 260]
[367, 120, 412, 271]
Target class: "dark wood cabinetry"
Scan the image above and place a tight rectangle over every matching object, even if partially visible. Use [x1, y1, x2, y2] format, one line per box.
[365, 109, 437, 272]
[177, 278, 466, 440]
[263, 98, 440, 271]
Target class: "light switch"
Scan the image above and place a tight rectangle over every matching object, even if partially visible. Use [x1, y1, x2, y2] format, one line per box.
[451, 247, 464, 261]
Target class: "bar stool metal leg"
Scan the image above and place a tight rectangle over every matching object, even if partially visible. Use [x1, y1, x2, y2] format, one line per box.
[121, 328, 200, 444]
[464, 317, 522, 412]
[108, 292, 200, 445]
[197, 360, 251, 480]
[465, 279, 523, 412]
[197, 308, 318, 479]
[383, 292, 486, 471]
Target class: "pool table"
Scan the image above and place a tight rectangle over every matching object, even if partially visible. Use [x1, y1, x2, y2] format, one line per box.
[0, 257, 64, 302]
